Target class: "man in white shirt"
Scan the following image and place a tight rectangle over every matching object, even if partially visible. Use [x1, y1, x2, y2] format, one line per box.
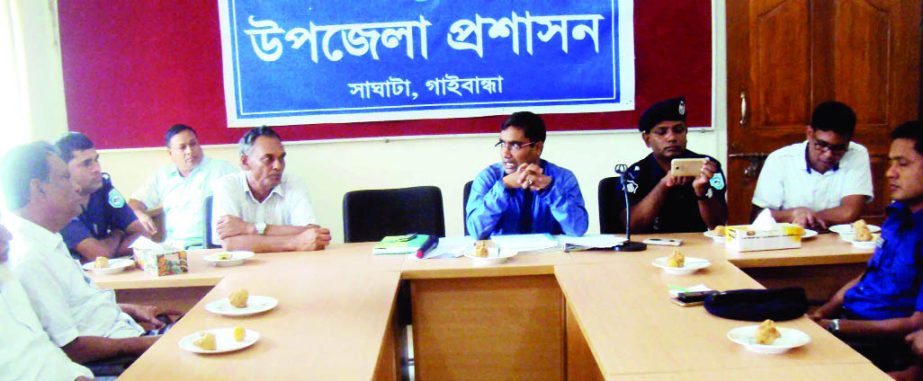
[752, 101, 873, 229]
[0, 211, 94, 381]
[211, 127, 331, 252]
[129, 124, 235, 248]
[0, 142, 174, 365]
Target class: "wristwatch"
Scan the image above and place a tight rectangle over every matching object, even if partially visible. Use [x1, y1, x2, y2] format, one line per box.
[826, 318, 840, 333]
[255, 222, 267, 235]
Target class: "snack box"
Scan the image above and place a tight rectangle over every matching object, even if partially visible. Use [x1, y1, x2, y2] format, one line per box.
[133, 248, 188, 276]
[725, 224, 803, 252]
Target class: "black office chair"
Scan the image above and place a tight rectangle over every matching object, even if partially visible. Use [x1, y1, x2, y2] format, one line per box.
[342, 186, 446, 243]
[203, 195, 220, 249]
[598, 177, 626, 234]
[462, 180, 473, 236]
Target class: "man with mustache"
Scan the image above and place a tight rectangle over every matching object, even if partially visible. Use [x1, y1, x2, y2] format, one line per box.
[614, 97, 727, 233]
[1, 142, 171, 373]
[0, 209, 94, 380]
[751, 101, 873, 229]
[211, 127, 331, 252]
[466, 111, 588, 239]
[128, 124, 235, 248]
[810, 121, 923, 374]
[55, 132, 147, 262]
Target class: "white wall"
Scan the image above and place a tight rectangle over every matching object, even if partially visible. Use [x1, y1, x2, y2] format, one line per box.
[99, 129, 721, 242]
[18, 0, 728, 242]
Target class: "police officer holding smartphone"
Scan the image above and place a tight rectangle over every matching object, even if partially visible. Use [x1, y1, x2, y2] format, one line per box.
[613, 97, 728, 233]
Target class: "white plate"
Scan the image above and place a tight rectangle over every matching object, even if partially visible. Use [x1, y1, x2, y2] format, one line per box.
[651, 256, 711, 275]
[848, 237, 880, 249]
[205, 295, 279, 317]
[203, 251, 255, 267]
[81, 257, 135, 275]
[178, 327, 260, 354]
[727, 325, 810, 354]
[801, 229, 818, 239]
[703, 231, 726, 243]
[463, 248, 516, 266]
[830, 224, 881, 241]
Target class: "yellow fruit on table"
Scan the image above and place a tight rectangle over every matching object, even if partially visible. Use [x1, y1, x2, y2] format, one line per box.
[665, 250, 684, 268]
[234, 326, 246, 342]
[193, 332, 216, 351]
[229, 289, 249, 308]
[94, 257, 109, 269]
[755, 319, 781, 345]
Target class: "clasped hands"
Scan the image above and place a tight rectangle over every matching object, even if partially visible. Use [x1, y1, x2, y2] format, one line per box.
[503, 163, 552, 191]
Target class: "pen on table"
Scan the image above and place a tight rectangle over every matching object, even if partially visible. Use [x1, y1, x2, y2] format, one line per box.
[415, 235, 439, 259]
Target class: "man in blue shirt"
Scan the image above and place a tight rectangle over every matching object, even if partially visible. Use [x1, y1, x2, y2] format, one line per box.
[465, 111, 588, 239]
[810, 121, 923, 373]
[55, 133, 147, 262]
[613, 97, 727, 233]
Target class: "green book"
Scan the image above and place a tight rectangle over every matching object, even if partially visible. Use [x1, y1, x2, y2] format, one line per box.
[373, 234, 431, 255]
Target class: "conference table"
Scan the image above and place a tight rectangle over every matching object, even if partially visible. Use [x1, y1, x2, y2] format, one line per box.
[92, 232, 889, 380]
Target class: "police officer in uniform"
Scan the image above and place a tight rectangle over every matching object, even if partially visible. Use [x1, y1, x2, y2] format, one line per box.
[614, 97, 728, 233]
[55, 133, 147, 262]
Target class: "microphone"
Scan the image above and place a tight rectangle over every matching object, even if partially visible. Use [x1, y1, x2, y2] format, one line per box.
[612, 164, 646, 252]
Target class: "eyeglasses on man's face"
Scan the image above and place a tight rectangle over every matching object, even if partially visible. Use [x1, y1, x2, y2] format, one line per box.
[811, 135, 849, 155]
[495, 140, 537, 152]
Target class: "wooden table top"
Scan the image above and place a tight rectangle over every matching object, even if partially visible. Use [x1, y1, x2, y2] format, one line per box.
[95, 233, 880, 380]
[117, 251, 402, 380]
[555, 255, 873, 377]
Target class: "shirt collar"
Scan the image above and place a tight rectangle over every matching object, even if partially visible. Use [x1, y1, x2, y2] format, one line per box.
[239, 172, 284, 202]
[886, 201, 923, 229]
[803, 141, 840, 174]
[3, 213, 65, 255]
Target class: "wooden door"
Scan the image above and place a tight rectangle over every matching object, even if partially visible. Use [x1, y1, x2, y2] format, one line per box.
[726, 0, 920, 225]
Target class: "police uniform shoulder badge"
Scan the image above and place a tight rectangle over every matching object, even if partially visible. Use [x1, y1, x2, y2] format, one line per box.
[108, 189, 126, 208]
[709, 173, 725, 190]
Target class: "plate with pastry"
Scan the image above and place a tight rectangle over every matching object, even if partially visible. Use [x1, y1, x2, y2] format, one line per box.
[651, 250, 710, 275]
[830, 220, 881, 241]
[179, 327, 260, 354]
[203, 251, 255, 267]
[847, 234, 882, 249]
[81, 257, 135, 275]
[205, 289, 278, 317]
[727, 320, 810, 354]
[703, 225, 727, 242]
[463, 248, 516, 266]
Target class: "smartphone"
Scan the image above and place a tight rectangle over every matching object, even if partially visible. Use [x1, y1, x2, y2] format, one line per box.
[642, 238, 682, 246]
[671, 158, 707, 177]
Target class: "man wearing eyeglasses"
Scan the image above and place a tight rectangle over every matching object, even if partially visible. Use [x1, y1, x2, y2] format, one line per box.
[465, 111, 588, 239]
[752, 101, 872, 229]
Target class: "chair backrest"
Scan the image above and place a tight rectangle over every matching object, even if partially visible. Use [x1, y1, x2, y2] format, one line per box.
[204, 195, 219, 249]
[342, 186, 446, 243]
[462, 180, 473, 236]
[598, 177, 626, 234]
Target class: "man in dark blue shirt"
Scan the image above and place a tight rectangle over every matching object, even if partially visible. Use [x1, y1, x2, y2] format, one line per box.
[55, 133, 147, 262]
[810, 121, 923, 373]
[613, 97, 727, 233]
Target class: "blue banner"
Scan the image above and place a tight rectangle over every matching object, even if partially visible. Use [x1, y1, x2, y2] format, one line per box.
[218, 0, 634, 126]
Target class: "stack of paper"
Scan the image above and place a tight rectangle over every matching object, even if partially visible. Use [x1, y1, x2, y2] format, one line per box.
[490, 234, 560, 254]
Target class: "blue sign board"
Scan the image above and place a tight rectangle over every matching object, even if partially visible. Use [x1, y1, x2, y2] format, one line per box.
[218, 0, 635, 125]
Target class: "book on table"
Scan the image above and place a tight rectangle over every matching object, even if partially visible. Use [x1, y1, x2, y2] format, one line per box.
[372, 234, 434, 255]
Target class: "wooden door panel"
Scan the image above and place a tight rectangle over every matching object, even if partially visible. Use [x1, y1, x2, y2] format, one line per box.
[753, 0, 812, 128]
[727, 0, 919, 225]
[834, 0, 891, 126]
